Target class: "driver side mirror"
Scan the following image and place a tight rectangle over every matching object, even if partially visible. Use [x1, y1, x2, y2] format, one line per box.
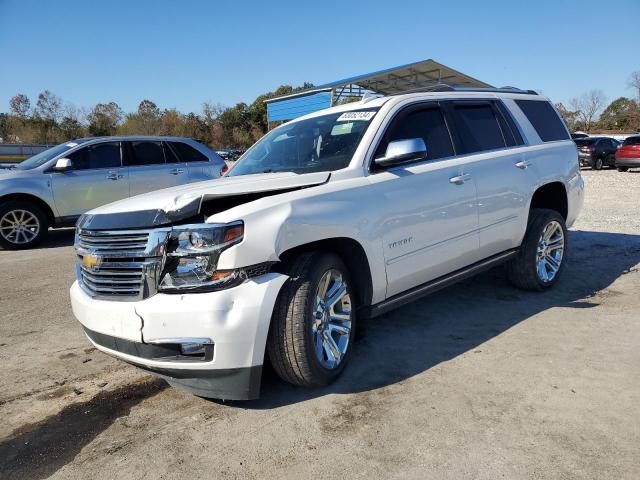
[374, 138, 427, 168]
[52, 158, 72, 172]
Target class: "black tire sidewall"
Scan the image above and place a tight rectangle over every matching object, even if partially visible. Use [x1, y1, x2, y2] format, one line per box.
[301, 253, 356, 384]
[593, 157, 603, 170]
[0, 200, 48, 250]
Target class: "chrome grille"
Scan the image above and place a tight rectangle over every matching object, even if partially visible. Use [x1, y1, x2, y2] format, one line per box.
[75, 229, 169, 301]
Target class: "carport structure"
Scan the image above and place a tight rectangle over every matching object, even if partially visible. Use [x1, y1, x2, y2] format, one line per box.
[265, 58, 492, 124]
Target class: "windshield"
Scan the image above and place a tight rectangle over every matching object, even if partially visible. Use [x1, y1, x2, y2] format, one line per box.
[227, 109, 378, 176]
[15, 141, 85, 170]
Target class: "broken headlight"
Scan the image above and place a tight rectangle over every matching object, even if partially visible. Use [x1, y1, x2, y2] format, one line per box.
[159, 221, 245, 293]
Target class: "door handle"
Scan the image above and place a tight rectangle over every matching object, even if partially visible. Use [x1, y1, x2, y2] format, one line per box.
[106, 171, 122, 180]
[449, 173, 471, 185]
[515, 160, 531, 170]
[169, 168, 185, 175]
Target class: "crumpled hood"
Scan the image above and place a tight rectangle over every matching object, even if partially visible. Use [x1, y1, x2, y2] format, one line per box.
[78, 171, 330, 230]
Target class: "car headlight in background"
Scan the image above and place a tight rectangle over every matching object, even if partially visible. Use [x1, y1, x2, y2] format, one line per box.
[159, 221, 245, 293]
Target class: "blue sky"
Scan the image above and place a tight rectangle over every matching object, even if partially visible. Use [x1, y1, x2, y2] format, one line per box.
[0, 0, 638, 114]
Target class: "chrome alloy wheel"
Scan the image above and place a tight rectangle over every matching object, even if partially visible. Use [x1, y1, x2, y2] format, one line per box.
[312, 269, 352, 370]
[536, 220, 565, 283]
[0, 209, 40, 245]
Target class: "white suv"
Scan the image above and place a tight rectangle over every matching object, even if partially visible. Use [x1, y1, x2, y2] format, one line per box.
[70, 88, 584, 400]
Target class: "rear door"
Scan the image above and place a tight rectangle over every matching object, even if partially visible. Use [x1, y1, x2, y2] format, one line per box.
[168, 140, 221, 182]
[50, 141, 129, 217]
[125, 140, 187, 196]
[444, 99, 531, 259]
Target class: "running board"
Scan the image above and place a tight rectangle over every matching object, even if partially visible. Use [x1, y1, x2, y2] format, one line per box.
[363, 249, 519, 318]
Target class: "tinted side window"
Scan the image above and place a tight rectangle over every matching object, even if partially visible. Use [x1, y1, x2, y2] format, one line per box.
[376, 106, 454, 161]
[162, 142, 181, 163]
[128, 141, 166, 166]
[515, 100, 570, 142]
[68, 142, 121, 170]
[170, 142, 208, 162]
[451, 104, 506, 154]
[495, 101, 524, 147]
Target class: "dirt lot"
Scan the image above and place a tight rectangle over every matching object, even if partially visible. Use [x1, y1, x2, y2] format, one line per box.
[1, 169, 639, 480]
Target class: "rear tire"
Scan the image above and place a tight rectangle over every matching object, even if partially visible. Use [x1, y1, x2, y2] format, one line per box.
[267, 251, 356, 388]
[592, 157, 603, 170]
[617, 166, 629, 172]
[0, 200, 48, 250]
[507, 209, 567, 291]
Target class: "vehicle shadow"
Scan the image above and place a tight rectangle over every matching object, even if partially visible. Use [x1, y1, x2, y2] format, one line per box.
[224, 229, 640, 409]
[39, 228, 76, 249]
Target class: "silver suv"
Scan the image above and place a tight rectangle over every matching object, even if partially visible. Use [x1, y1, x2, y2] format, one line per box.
[0, 136, 225, 249]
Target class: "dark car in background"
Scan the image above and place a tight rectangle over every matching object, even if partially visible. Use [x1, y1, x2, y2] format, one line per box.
[575, 137, 620, 170]
[615, 136, 640, 172]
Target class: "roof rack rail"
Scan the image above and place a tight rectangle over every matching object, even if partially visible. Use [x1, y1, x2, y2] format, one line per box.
[391, 84, 538, 96]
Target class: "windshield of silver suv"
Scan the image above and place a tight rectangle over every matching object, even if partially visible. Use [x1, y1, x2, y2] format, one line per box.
[227, 108, 379, 176]
[15, 139, 90, 170]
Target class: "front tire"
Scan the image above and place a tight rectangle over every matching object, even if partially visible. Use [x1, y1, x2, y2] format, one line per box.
[267, 252, 355, 388]
[507, 209, 567, 291]
[0, 200, 48, 250]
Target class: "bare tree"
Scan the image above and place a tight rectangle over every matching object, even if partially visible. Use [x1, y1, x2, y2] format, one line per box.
[9, 94, 31, 118]
[628, 71, 640, 103]
[569, 89, 606, 132]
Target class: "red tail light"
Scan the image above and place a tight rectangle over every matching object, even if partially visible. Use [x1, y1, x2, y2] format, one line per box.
[220, 164, 229, 176]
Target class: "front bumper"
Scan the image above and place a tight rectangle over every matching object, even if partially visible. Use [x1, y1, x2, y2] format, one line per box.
[615, 157, 640, 167]
[70, 272, 288, 400]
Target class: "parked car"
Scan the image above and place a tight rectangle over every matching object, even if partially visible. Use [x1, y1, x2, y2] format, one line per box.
[574, 136, 619, 170]
[0, 136, 225, 249]
[570, 132, 589, 139]
[70, 88, 583, 400]
[615, 135, 640, 172]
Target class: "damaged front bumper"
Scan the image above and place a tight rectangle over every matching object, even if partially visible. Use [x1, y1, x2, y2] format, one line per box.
[70, 272, 288, 400]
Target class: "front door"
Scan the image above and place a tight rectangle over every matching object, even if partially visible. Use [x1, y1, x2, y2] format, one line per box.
[50, 141, 129, 218]
[369, 103, 480, 298]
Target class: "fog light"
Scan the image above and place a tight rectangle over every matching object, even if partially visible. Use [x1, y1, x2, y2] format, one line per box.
[180, 343, 206, 355]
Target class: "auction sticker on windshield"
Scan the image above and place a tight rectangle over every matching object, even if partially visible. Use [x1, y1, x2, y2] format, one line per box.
[337, 111, 376, 122]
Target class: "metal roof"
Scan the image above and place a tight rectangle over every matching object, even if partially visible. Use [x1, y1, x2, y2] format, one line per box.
[314, 58, 492, 95]
[265, 59, 492, 122]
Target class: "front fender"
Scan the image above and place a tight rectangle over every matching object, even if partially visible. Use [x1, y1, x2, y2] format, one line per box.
[216, 195, 387, 304]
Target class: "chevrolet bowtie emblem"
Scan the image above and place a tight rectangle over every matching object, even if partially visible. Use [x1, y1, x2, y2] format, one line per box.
[82, 254, 102, 270]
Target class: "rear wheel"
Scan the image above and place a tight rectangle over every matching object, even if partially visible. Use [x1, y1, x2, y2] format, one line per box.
[0, 200, 48, 250]
[267, 252, 355, 387]
[507, 209, 567, 291]
[617, 166, 629, 172]
[593, 157, 603, 170]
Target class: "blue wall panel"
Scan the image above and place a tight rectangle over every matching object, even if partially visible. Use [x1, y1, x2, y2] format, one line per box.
[267, 91, 332, 122]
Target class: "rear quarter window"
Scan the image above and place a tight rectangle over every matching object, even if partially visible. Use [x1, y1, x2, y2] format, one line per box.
[515, 100, 570, 142]
[170, 142, 209, 162]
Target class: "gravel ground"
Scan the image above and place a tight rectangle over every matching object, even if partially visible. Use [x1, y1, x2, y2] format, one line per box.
[0, 169, 639, 480]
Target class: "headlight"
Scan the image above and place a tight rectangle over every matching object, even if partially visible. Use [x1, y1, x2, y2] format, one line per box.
[159, 221, 245, 293]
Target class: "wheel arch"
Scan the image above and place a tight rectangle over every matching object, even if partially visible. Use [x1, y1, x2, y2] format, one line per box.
[276, 237, 374, 310]
[0, 193, 56, 226]
[529, 181, 568, 220]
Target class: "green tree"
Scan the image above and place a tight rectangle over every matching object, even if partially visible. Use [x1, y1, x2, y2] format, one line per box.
[599, 97, 639, 131]
[88, 102, 123, 136]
